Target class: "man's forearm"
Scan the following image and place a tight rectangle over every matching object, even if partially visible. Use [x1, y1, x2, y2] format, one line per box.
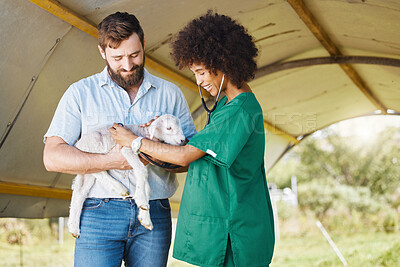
[43, 137, 127, 175]
[44, 143, 108, 174]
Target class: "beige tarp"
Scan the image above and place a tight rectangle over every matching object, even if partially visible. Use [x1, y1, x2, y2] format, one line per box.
[0, 0, 399, 218]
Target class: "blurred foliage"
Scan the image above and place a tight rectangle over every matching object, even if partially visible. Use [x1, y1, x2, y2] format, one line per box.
[271, 210, 400, 267]
[373, 241, 400, 267]
[296, 127, 400, 196]
[297, 180, 385, 217]
[268, 124, 400, 232]
[0, 218, 75, 267]
[269, 127, 400, 195]
[0, 218, 60, 245]
[0, 218, 31, 245]
[382, 209, 399, 233]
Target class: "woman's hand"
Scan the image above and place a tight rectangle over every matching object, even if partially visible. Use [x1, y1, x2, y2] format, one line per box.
[139, 116, 160, 128]
[109, 123, 138, 147]
[140, 116, 161, 141]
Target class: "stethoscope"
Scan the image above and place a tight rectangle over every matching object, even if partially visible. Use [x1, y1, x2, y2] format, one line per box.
[199, 74, 225, 126]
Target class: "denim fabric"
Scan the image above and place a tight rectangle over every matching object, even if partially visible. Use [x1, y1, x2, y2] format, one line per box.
[74, 198, 172, 267]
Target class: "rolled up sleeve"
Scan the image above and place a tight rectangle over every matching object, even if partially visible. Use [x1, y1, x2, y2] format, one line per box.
[43, 85, 82, 145]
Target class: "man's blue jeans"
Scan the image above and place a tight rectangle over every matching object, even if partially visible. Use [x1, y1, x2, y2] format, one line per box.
[74, 198, 172, 267]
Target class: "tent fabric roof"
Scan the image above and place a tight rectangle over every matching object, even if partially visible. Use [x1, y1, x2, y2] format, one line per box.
[0, 0, 399, 218]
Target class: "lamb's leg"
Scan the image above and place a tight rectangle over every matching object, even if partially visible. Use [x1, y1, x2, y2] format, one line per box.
[134, 170, 153, 231]
[92, 171, 129, 197]
[68, 174, 95, 238]
[68, 172, 129, 237]
[75, 131, 129, 197]
[137, 174, 153, 230]
[121, 147, 153, 230]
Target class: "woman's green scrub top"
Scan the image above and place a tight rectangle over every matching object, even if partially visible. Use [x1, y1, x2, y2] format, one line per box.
[173, 93, 275, 267]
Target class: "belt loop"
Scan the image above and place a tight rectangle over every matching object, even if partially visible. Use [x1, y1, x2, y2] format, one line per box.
[130, 198, 135, 206]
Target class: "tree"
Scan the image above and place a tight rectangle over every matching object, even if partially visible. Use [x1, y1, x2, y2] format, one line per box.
[294, 127, 400, 196]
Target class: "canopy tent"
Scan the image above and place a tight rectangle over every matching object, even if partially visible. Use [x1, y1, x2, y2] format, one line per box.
[0, 0, 399, 218]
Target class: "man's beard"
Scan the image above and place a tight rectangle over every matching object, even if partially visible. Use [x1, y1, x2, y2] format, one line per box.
[107, 58, 145, 90]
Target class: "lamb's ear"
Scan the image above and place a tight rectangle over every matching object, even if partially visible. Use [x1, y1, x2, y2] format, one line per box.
[147, 117, 162, 140]
[148, 124, 158, 140]
[148, 126, 155, 140]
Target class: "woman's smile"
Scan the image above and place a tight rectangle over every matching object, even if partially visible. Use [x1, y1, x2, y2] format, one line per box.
[203, 84, 213, 92]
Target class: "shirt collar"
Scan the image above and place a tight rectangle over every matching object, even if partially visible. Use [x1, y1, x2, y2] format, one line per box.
[98, 66, 156, 92]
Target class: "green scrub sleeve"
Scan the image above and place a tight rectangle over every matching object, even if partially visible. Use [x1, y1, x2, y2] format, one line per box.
[188, 106, 255, 168]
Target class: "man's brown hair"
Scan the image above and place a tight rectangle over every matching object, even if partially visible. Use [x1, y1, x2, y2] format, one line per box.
[98, 12, 144, 50]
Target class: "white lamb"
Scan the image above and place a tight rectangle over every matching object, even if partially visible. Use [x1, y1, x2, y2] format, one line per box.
[68, 114, 186, 238]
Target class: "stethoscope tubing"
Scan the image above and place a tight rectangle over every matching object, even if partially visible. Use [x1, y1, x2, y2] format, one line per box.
[198, 74, 224, 126]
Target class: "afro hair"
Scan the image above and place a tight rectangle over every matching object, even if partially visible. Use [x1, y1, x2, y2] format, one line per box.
[171, 11, 258, 88]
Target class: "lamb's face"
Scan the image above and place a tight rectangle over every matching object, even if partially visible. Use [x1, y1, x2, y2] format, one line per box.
[151, 115, 186, 145]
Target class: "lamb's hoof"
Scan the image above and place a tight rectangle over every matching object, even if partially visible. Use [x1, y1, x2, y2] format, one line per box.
[71, 233, 80, 238]
[111, 186, 129, 195]
[68, 223, 80, 238]
[122, 191, 130, 197]
[139, 218, 154, 231]
[69, 227, 80, 238]
[138, 207, 153, 231]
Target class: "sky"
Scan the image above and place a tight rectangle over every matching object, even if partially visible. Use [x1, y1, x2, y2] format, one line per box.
[314, 115, 400, 143]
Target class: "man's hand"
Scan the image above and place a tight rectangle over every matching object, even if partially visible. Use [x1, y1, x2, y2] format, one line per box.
[109, 123, 138, 147]
[108, 144, 151, 167]
[106, 144, 133, 170]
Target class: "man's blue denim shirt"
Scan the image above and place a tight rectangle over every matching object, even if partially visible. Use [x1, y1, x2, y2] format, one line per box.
[44, 67, 197, 199]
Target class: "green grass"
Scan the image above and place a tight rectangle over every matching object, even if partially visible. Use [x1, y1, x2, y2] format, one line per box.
[271, 231, 400, 267]
[0, 234, 75, 267]
[0, 218, 399, 267]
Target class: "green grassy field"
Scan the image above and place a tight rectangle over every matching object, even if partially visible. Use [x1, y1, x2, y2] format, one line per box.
[271, 231, 400, 267]
[0, 219, 399, 267]
[169, 231, 400, 267]
[0, 234, 75, 267]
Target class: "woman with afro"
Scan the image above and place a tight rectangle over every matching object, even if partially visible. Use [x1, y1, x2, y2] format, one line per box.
[110, 11, 275, 267]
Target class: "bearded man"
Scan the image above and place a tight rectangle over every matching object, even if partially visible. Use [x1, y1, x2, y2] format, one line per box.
[43, 12, 196, 267]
